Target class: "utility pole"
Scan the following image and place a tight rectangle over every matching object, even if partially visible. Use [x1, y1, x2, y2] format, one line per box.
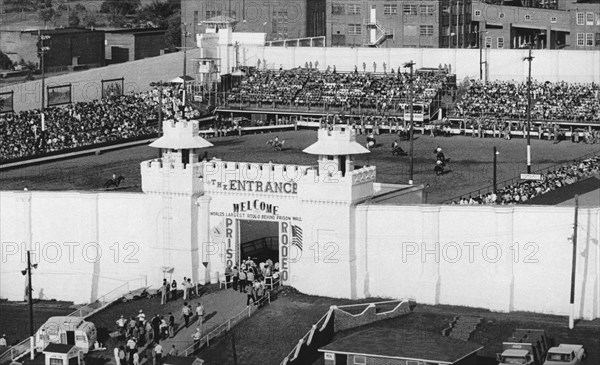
[568, 195, 579, 329]
[182, 23, 189, 106]
[523, 44, 534, 173]
[456, 0, 460, 49]
[403, 60, 416, 185]
[493, 147, 499, 194]
[22, 250, 37, 360]
[479, 30, 487, 81]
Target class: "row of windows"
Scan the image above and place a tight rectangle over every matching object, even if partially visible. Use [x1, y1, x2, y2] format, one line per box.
[332, 3, 435, 16]
[484, 36, 504, 48]
[576, 33, 597, 46]
[344, 24, 436, 36]
[576, 12, 599, 26]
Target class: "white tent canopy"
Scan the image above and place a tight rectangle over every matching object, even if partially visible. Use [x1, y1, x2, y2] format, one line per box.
[170, 75, 195, 84]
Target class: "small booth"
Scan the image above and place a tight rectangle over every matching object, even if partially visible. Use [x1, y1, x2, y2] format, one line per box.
[43, 344, 83, 365]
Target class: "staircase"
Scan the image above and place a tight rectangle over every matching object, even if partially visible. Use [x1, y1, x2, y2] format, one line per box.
[364, 21, 393, 47]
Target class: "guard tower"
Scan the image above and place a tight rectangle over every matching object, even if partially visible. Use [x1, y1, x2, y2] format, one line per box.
[301, 124, 375, 203]
[140, 120, 213, 288]
[193, 57, 221, 104]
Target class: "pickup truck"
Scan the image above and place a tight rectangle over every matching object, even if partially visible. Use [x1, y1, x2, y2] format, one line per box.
[544, 344, 586, 365]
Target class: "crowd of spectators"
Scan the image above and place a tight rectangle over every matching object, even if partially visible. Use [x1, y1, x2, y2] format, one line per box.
[453, 155, 600, 205]
[226, 66, 451, 113]
[456, 80, 600, 123]
[0, 86, 197, 161]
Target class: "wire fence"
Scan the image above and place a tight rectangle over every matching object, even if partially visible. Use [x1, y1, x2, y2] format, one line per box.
[441, 150, 600, 204]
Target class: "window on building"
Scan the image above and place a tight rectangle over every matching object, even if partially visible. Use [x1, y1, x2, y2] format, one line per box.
[524, 14, 531, 21]
[348, 4, 361, 15]
[205, 10, 221, 19]
[550, 16, 557, 23]
[586, 12, 594, 25]
[577, 32, 585, 46]
[586, 33, 594, 45]
[353, 356, 366, 365]
[474, 9, 481, 16]
[497, 37, 504, 48]
[576, 12, 584, 25]
[384, 4, 398, 15]
[596, 33, 600, 45]
[420, 5, 434, 16]
[49, 359, 63, 365]
[332, 3, 345, 15]
[485, 36, 492, 48]
[420, 25, 434, 36]
[403, 4, 418, 15]
[348, 24, 361, 35]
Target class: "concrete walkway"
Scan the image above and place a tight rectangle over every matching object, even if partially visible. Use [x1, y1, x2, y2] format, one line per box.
[158, 289, 248, 356]
[103, 288, 247, 365]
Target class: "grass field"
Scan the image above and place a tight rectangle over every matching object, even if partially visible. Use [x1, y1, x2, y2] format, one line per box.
[1, 129, 598, 203]
[0, 300, 74, 347]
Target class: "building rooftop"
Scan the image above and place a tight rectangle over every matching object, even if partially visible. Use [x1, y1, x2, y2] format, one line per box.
[43, 344, 75, 354]
[149, 120, 214, 149]
[319, 328, 483, 364]
[303, 126, 370, 156]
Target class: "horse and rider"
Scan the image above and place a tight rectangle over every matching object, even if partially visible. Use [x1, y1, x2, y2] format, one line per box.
[366, 133, 376, 150]
[267, 135, 285, 151]
[391, 140, 407, 156]
[104, 173, 125, 188]
[434, 147, 450, 175]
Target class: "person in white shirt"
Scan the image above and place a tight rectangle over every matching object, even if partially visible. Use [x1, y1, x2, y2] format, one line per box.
[0, 334, 8, 347]
[153, 343, 163, 365]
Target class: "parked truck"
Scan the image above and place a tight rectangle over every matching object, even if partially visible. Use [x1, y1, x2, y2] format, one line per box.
[497, 329, 549, 365]
[544, 344, 586, 365]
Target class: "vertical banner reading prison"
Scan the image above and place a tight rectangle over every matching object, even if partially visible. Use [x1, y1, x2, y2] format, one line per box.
[102, 77, 124, 98]
[47, 84, 72, 107]
[0, 91, 14, 113]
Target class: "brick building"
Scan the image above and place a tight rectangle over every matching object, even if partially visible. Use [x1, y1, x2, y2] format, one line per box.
[105, 28, 167, 64]
[0, 28, 105, 71]
[326, 0, 472, 48]
[472, 0, 600, 50]
[181, 0, 326, 47]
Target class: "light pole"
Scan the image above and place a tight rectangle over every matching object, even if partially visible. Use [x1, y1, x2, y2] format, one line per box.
[21, 250, 38, 359]
[478, 30, 488, 81]
[38, 31, 50, 132]
[523, 43, 534, 173]
[181, 23, 191, 106]
[568, 195, 579, 329]
[150, 81, 168, 158]
[493, 147, 499, 194]
[403, 60, 416, 185]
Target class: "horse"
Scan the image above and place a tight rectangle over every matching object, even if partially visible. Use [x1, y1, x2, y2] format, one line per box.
[267, 139, 285, 151]
[392, 146, 407, 157]
[104, 175, 125, 189]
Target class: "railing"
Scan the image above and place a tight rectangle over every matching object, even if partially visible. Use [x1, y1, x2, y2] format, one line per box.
[280, 310, 331, 365]
[181, 291, 272, 356]
[0, 277, 148, 365]
[441, 150, 600, 204]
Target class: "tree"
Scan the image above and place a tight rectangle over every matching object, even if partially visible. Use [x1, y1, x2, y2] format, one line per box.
[68, 11, 80, 27]
[83, 12, 98, 27]
[100, 0, 141, 15]
[38, 0, 55, 26]
[0, 50, 13, 70]
[164, 11, 181, 51]
[5, 0, 37, 12]
[136, 0, 174, 28]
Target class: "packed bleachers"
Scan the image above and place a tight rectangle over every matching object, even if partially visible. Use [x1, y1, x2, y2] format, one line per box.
[0, 86, 199, 161]
[452, 155, 600, 205]
[226, 67, 451, 113]
[456, 80, 600, 123]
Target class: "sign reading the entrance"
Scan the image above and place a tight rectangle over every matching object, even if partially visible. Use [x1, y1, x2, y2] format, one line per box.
[233, 200, 279, 215]
[215, 180, 298, 194]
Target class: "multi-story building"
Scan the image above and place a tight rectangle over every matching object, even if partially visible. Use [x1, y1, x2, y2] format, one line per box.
[326, 0, 472, 48]
[180, 0, 597, 50]
[472, 0, 600, 50]
[181, 0, 326, 48]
